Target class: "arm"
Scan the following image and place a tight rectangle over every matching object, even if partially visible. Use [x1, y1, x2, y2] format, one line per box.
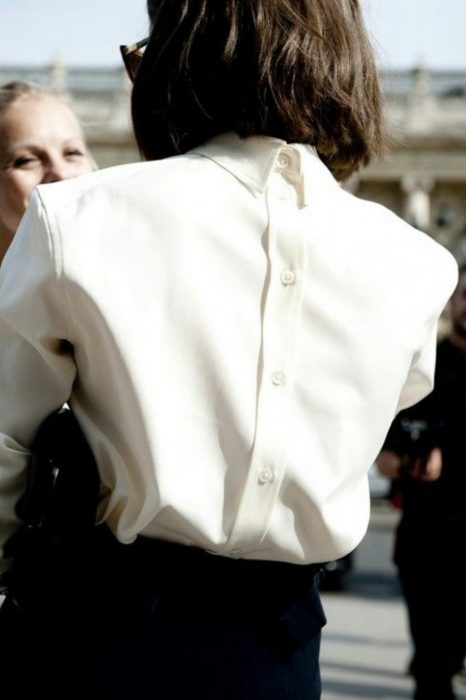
[0, 192, 76, 574]
[396, 246, 457, 414]
[376, 447, 442, 482]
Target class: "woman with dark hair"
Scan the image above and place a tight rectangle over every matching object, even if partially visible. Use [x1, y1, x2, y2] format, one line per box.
[132, 0, 384, 179]
[0, 2, 458, 699]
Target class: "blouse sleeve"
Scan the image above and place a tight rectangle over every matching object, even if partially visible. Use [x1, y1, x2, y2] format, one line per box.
[396, 320, 438, 412]
[0, 191, 76, 573]
[396, 247, 458, 413]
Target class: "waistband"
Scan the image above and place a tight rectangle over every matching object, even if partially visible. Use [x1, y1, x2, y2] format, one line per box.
[6, 523, 327, 646]
[91, 525, 324, 614]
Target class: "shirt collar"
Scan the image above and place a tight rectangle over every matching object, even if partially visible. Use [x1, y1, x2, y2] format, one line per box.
[191, 132, 336, 201]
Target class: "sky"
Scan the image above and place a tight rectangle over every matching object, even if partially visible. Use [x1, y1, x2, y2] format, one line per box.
[0, 0, 465, 70]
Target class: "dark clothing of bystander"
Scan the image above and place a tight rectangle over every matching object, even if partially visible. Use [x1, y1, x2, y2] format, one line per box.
[384, 338, 466, 700]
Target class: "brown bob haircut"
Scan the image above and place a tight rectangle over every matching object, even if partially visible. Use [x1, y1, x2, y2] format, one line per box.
[132, 0, 385, 181]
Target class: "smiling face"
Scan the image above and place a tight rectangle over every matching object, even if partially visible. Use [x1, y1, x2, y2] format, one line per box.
[0, 95, 94, 245]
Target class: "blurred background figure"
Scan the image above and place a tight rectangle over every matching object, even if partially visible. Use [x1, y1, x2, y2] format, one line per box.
[377, 264, 466, 700]
[0, 81, 95, 264]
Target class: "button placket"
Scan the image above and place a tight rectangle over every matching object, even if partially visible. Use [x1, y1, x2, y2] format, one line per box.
[224, 150, 305, 556]
[272, 148, 296, 197]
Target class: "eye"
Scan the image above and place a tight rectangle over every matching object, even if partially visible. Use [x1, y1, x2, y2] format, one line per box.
[13, 155, 39, 168]
[64, 148, 85, 159]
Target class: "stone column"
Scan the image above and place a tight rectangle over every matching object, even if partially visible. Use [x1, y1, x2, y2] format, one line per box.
[401, 174, 434, 232]
[405, 63, 435, 133]
[49, 56, 67, 95]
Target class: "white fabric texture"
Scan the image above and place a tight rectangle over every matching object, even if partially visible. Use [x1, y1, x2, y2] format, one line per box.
[0, 133, 458, 572]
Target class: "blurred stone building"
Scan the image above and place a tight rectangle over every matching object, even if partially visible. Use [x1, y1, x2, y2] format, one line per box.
[361, 66, 466, 262]
[1, 61, 466, 260]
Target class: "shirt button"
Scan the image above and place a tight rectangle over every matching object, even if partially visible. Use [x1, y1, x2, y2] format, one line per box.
[271, 371, 285, 386]
[258, 467, 275, 485]
[230, 548, 244, 558]
[277, 153, 291, 170]
[281, 270, 296, 286]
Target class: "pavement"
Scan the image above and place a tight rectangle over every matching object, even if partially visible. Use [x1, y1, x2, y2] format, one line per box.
[319, 500, 466, 700]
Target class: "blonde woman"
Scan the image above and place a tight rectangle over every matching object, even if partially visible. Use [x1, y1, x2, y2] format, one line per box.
[0, 81, 94, 263]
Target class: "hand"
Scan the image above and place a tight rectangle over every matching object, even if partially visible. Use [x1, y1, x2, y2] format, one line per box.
[409, 447, 443, 481]
[375, 450, 403, 479]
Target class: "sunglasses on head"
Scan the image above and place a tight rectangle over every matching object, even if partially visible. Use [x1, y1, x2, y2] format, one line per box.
[119, 37, 149, 82]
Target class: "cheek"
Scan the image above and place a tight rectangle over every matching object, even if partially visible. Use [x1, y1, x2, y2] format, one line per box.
[0, 172, 38, 232]
[73, 158, 95, 176]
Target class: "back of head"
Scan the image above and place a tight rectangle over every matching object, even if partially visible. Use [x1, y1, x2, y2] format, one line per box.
[133, 0, 385, 180]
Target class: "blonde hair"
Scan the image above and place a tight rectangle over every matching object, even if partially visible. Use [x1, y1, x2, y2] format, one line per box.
[0, 81, 61, 117]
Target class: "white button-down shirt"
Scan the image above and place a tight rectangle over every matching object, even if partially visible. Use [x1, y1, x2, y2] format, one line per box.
[0, 133, 458, 572]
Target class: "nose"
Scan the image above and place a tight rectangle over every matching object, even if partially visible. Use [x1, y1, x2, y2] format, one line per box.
[41, 158, 77, 184]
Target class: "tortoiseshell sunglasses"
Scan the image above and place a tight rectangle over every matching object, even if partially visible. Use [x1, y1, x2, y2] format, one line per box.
[119, 37, 149, 82]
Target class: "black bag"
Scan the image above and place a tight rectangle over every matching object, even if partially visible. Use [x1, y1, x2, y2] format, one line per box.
[1, 407, 100, 608]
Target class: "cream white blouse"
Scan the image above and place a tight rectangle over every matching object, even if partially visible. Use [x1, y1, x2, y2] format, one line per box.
[0, 133, 458, 573]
